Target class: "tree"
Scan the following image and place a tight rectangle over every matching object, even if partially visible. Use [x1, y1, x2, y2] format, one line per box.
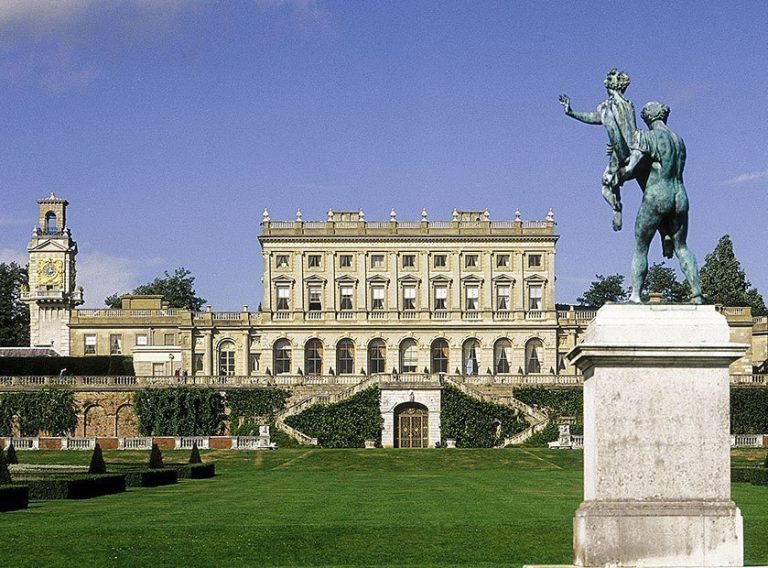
[641, 262, 691, 303]
[577, 274, 628, 307]
[700, 235, 766, 316]
[0, 262, 30, 346]
[105, 267, 207, 311]
[88, 443, 107, 474]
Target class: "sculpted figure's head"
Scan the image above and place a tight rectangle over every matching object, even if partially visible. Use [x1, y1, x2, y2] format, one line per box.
[604, 69, 630, 93]
[641, 101, 671, 125]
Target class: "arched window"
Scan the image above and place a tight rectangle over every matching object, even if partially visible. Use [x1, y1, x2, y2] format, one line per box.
[462, 338, 480, 375]
[430, 339, 449, 374]
[273, 339, 291, 375]
[494, 339, 512, 374]
[367, 339, 386, 375]
[399, 339, 418, 374]
[45, 211, 58, 234]
[218, 340, 236, 376]
[525, 339, 543, 374]
[304, 339, 323, 376]
[336, 339, 355, 375]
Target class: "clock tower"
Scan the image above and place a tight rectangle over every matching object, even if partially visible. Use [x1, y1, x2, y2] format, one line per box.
[24, 194, 83, 354]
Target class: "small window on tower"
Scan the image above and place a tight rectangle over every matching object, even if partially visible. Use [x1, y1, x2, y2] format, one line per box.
[307, 255, 321, 268]
[339, 255, 353, 268]
[528, 254, 542, 268]
[496, 254, 510, 268]
[276, 255, 290, 268]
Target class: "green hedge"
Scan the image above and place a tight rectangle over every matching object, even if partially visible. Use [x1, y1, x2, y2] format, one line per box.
[124, 469, 178, 488]
[732, 467, 768, 486]
[0, 356, 134, 376]
[441, 384, 528, 448]
[174, 463, 215, 479]
[513, 387, 583, 417]
[133, 388, 225, 436]
[0, 485, 28, 511]
[27, 474, 126, 500]
[520, 421, 560, 447]
[284, 387, 383, 448]
[227, 389, 290, 435]
[0, 389, 78, 436]
[731, 387, 768, 434]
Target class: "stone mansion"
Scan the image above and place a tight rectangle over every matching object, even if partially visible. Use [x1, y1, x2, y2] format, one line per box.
[13, 194, 767, 447]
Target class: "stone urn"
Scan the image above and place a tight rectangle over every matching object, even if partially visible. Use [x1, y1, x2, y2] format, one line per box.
[445, 438, 456, 449]
[364, 439, 376, 449]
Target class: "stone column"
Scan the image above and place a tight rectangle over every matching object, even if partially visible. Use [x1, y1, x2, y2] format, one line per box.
[567, 304, 745, 567]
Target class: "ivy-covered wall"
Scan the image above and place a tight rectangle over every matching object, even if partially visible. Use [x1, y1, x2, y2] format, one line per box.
[226, 389, 290, 436]
[731, 387, 768, 434]
[441, 384, 528, 447]
[513, 386, 583, 417]
[0, 389, 78, 436]
[133, 387, 226, 436]
[284, 387, 383, 448]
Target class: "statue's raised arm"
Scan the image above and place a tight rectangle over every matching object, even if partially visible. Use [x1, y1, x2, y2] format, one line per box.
[559, 94, 601, 125]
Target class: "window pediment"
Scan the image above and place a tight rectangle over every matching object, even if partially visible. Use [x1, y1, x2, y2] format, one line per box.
[304, 275, 327, 284]
[429, 274, 453, 283]
[397, 274, 421, 283]
[272, 275, 295, 284]
[460, 274, 484, 283]
[366, 274, 390, 284]
[492, 274, 516, 283]
[523, 274, 548, 283]
[335, 274, 359, 283]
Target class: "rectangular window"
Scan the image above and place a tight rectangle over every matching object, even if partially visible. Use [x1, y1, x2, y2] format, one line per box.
[163, 333, 175, 346]
[529, 284, 543, 310]
[371, 254, 384, 269]
[434, 285, 447, 310]
[84, 334, 96, 355]
[402, 254, 416, 268]
[135, 334, 148, 346]
[307, 255, 321, 268]
[339, 255, 353, 268]
[152, 363, 165, 376]
[528, 254, 542, 268]
[194, 353, 204, 373]
[403, 285, 416, 310]
[276, 254, 290, 268]
[308, 286, 322, 311]
[340, 285, 353, 310]
[496, 254, 510, 268]
[497, 285, 510, 310]
[433, 254, 447, 268]
[465, 254, 478, 268]
[465, 285, 479, 310]
[371, 286, 385, 310]
[276, 286, 290, 310]
[110, 334, 123, 355]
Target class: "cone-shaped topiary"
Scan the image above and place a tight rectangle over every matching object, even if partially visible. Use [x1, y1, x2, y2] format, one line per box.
[188, 441, 202, 464]
[88, 443, 107, 474]
[6, 443, 18, 465]
[148, 443, 164, 469]
[0, 448, 11, 485]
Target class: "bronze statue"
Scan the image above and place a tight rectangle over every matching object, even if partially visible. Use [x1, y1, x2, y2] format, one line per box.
[560, 69, 636, 232]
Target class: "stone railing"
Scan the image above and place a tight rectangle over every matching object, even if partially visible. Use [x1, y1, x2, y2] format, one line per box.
[76, 308, 178, 317]
[1, 436, 276, 451]
[730, 434, 766, 448]
[730, 374, 767, 385]
[504, 420, 550, 446]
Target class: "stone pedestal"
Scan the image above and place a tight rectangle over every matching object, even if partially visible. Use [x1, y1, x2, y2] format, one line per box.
[566, 304, 746, 567]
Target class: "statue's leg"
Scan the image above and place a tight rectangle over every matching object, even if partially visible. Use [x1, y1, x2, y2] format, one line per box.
[669, 211, 704, 303]
[629, 203, 660, 303]
[602, 157, 622, 231]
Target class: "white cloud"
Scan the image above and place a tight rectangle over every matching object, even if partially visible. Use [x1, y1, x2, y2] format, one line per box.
[0, 247, 27, 265]
[723, 169, 768, 185]
[76, 252, 141, 308]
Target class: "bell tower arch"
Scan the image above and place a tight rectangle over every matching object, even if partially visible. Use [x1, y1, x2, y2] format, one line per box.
[23, 193, 83, 354]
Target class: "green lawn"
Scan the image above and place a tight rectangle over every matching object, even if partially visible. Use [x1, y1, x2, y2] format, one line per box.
[3, 448, 767, 567]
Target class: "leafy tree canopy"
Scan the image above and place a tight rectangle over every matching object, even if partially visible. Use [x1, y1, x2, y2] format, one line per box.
[700, 235, 766, 316]
[0, 262, 30, 347]
[106, 267, 207, 311]
[577, 274, 628, 307]
[641, 262, 691, 303]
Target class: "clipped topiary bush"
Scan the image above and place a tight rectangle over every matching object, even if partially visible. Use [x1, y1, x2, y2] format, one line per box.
[0, 448, 11, 485]
[5, 443, 18, 465]
[124, 469, 177, 488]
[88, 443, 107, 474]
[188, 442, 202, 464]
[26, 475, 125, 500]
[0, 485, 29, 511]
[175, 463, 215, 479]
[148, 443, 164, 469]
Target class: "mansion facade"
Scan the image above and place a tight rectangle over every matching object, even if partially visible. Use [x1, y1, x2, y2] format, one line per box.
[22, 195, 767, 382]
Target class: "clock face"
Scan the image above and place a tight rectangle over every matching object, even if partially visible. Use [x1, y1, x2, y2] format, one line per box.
[43, 264, 57, 278]
[38, 258, 63, 285]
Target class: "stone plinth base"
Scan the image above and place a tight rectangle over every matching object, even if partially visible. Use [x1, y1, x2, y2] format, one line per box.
[574, 500, 743, 567]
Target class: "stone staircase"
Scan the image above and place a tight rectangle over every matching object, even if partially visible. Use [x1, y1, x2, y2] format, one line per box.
[274, 375, 383, 445]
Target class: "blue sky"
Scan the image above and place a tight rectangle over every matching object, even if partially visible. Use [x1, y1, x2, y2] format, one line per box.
[1, 1, 766, 309]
